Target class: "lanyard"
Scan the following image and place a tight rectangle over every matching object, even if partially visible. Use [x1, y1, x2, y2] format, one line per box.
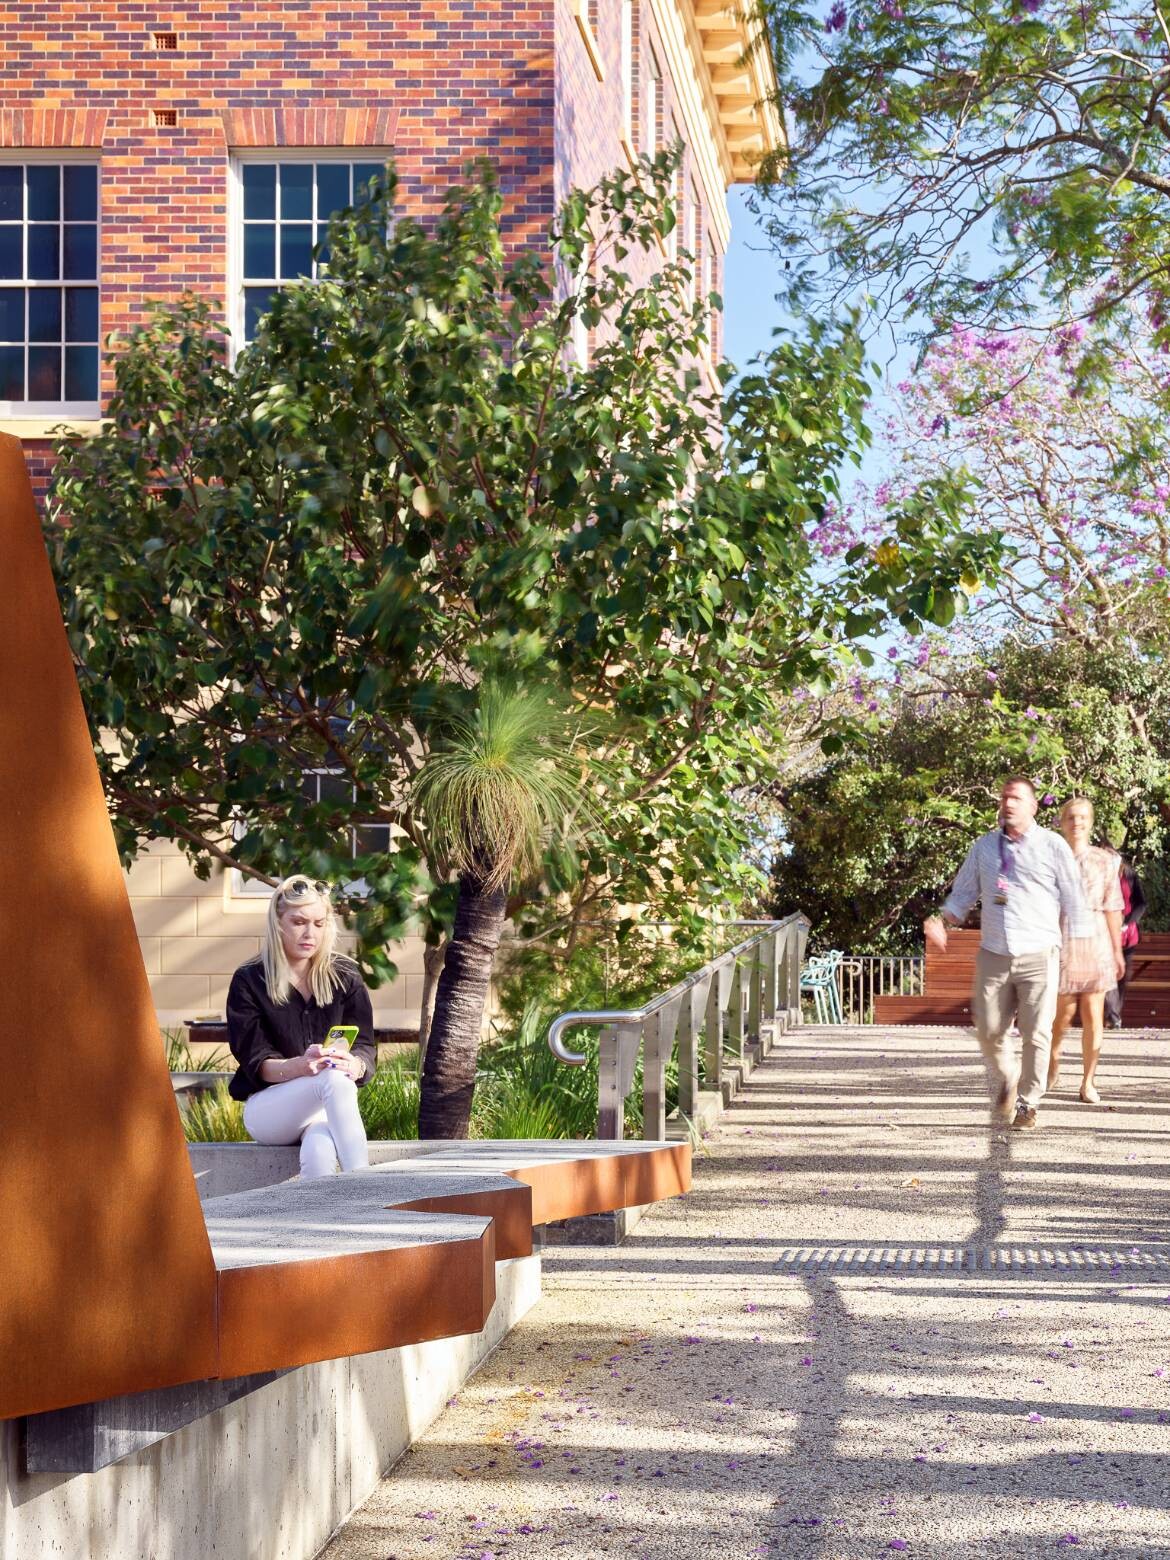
[997, 829, 1011, 875]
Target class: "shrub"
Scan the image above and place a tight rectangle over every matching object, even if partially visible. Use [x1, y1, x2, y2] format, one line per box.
[181, 1081, 248, 1142]
[359, 1053, 422, 1140]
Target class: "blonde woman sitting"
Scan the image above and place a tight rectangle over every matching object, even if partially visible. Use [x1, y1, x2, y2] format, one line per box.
[1048, 798, 1125, 1105]
[226, 875, 375, 1178]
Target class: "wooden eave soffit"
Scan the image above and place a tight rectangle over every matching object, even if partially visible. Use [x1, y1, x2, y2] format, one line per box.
[688, 0, 785, 182]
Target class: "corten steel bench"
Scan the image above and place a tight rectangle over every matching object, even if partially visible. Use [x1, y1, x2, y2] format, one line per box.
[0, 432, 690, 1434]
[873, 927, 1170, 1027]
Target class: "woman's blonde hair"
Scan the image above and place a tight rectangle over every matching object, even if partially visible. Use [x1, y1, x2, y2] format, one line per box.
[1060, 795, 1095, 826]
[261, 875, 344, 1006]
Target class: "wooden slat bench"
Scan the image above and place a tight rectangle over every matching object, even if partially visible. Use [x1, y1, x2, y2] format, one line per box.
[873, 928, 1170, 1027]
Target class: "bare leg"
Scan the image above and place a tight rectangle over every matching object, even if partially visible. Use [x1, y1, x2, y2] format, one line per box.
[1048, 994, 1077, 1091]
[1080, 991, 1105, 1103]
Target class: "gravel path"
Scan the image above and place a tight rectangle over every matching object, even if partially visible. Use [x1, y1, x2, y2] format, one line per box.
[323, 1025, 1170, 1559]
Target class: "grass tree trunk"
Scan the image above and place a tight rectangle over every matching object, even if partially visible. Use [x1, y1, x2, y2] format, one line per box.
[418, 873, 508, 1138]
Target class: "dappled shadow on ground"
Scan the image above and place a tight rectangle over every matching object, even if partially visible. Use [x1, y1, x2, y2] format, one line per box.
[324, 1027, 1170, 1559]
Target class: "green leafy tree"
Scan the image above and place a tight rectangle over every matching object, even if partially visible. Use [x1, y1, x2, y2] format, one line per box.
[49, 157, 996, 1131]
[760, 2, 1170, 355]
[769, 636, 1170, 949]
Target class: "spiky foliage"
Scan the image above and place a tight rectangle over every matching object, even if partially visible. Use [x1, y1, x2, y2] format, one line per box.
[412, 684, 592, 896]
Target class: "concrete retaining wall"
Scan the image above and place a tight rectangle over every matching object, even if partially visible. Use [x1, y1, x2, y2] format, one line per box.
[1, 1254, 541, 1560]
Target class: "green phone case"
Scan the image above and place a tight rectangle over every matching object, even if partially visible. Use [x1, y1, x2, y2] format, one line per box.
[326, 1024, 359, 1049]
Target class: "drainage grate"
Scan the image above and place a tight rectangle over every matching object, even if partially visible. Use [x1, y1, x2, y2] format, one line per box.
[773, 1245, 1170, 1277]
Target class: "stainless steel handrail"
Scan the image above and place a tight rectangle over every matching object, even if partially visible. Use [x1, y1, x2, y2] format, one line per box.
[547, 914, 806, 1065]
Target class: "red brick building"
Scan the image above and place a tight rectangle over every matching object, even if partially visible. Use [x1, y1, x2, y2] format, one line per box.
[1, 0, 779, 489]
[0, 1, 779, 1027]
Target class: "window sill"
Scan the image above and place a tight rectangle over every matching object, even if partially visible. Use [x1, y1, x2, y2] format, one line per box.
[573, 5, 606, 81]
[0, 416, 104, 439]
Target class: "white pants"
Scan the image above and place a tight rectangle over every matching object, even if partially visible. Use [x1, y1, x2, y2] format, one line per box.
[243, 1072, 370, 1180]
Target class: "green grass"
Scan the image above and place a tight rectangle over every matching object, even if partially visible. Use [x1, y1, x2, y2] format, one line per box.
[358, 1053, 422, 1139]
[180, 1081, 248, 1142]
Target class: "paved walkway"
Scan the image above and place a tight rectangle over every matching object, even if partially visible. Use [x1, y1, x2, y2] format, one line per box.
[325, 1026, 1170, 1559]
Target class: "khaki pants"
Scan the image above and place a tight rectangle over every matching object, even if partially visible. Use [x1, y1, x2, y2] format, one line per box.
[972, 946, 1060, 1111]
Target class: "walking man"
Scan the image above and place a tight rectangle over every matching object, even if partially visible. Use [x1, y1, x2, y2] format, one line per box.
[923, 776, 1094, 1130]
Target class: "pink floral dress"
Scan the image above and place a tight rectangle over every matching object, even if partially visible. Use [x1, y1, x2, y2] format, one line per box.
[1059, 845, 1123, 995]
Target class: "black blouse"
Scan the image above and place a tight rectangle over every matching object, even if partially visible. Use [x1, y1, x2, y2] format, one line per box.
[225, 956, 377, 1101]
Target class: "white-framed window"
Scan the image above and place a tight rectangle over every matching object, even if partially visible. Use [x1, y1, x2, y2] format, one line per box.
[667, 120, 680, 260]
[643, 44, 661, 158]
[570, 241, 592, 368]
[230, 766, 393, 898]
[620, 0, 635, 147]
[229, 155, 387, 348]
[0, 158, 100, 415]
[683, 181, 697, 299]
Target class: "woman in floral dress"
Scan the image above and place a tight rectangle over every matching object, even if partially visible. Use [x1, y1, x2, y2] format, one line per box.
[1047, 797, 1125, 1104]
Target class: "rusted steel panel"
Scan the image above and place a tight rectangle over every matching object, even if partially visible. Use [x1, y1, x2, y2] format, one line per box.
[215, 1225, 497, 1379]
[0, 434, 218, 1419]
[506, 1143, 692, 1227]
[395, 1183, 533, 1260]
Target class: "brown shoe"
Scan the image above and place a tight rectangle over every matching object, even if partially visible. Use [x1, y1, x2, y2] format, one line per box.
[1011, 1104, 1038, 1131]
[993, 1072, 1019, 1123]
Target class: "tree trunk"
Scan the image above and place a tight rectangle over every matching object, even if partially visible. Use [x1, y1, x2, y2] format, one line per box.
[415, 939, 447, 1074]
[417, 873, 508, 1138]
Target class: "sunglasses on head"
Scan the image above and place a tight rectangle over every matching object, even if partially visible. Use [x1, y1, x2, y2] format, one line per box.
[282, 876, 330, 898]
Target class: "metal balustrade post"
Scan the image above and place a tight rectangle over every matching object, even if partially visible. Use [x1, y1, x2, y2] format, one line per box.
[678, 975, 710, 1119]
[643, 997, 681, 1141]
[762, 932, 779, 1031]
[747, 944, 762, 1042]
[596, 1024, 642, 1140]
[704, 962, 733, 1096]
[729, 960, 746, 1060]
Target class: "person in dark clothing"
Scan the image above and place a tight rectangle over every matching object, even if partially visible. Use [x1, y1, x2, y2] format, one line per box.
[1104, 850, 1147, 1030]
[226, 874, 375, 1178]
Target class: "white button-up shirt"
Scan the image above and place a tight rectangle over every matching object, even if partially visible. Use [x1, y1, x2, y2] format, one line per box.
[942, 823, 1095, 956]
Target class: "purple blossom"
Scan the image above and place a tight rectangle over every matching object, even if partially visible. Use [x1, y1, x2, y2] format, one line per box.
[824, 0, 847, 30]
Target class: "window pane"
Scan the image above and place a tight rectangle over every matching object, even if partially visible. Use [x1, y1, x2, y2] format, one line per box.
[63, 165, 97, 221]
[319, 771, 352, 804]
[65, 286, 98, 341]
[279, 223, 313, 279]
[316, 163, 350, 222]
[354, 824, 391, 857]
[0, 227, 22, 280]
[28, 345, 61, 399]
[28, 225, 60, 280]
[63, 224, 96, 280]
[353, 163, 383, 203]
[243, 223, 275, 279]
[0, 346, 22, 398]
[28, 288, 62, 342]
[64, 344, 98, 401]
[0, 289, 23, 342]
[0, 167, 21, 222]
[315, 239, 331, 270]
[243, 163, 276, 220]
[27, 166, 59, 222]
[244, 286, 275, 340]
[280, 163, 313, 220]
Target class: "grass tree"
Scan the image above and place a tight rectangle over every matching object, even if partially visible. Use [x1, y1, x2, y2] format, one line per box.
[412, 684, 592, 1138]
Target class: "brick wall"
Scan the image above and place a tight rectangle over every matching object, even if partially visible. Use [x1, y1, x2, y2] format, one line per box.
[0, 1, 557, 393]
[553, 0, 728, 367]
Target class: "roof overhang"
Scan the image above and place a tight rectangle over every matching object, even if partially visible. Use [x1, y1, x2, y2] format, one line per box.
[687, 0, 785, 182]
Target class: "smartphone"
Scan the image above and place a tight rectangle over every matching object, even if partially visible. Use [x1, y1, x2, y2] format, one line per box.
[326, 1024, 359, 1050]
